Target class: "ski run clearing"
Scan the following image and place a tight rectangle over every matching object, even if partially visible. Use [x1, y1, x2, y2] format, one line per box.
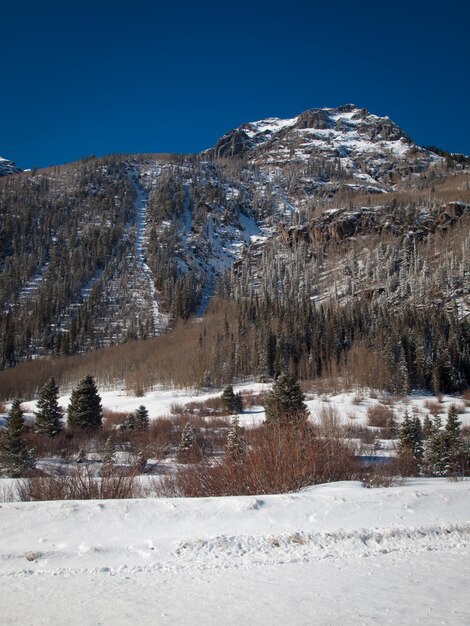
[1, 384, 470, 624]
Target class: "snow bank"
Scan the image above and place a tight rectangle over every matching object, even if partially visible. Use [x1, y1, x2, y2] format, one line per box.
[1, 478, 469, 624]
[1, 479, 468, 576]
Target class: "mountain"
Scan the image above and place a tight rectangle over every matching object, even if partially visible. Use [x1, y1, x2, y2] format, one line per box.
[211, 104, 441, 193]
[0, 156, 21, 177]
[0, 106, 469, 394]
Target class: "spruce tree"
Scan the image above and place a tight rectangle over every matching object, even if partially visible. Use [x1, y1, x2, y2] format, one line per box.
[224, 416, 247, 464]
[221, 385, 243, 414]
[177, 423, 199, 462]
[135, 405, 149, 431]
[422, 414, 433, 440]
[102, 432, 117, 472]
[412, 415, 424, 460]
[422, 415, 446, 476]
[34, 377, 63, 437]
[67, 375, 103, 431]
[386, 413, 398, 438]
[264, 371, 308, 426]
[123, 412, 137, 431]
[444, 404, 464, 476]
[398, 410, 423, 469]
[0, 399, 35, 477]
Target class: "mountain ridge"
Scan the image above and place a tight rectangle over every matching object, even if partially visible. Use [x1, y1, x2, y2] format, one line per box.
[0, 105, 469, 392]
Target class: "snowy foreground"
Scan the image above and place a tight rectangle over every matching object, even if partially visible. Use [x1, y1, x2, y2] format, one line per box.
[1, 478, 469, 625]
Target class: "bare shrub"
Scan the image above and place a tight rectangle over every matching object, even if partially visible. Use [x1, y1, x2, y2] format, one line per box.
[103, 409, 128, 429]
[25, 430, 84, 462]
[367, 403, 394, 428]
[343, 423, 377, 445]
[462, 388, 470, 407]
[242, 391, 269, 408]
[18, 465, 140, 501]
[352, 395, 363, 405]
[317, 405, 343, 438]
[424, 400, 442, 417]
[361, 458, 404, 488]
[395, 448, 420, 477]
[157, 424, 358, 497]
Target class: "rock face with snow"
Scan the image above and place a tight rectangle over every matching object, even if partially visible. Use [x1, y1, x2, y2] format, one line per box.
[209, 104, 440, 193]
[0, 156, 21, 177]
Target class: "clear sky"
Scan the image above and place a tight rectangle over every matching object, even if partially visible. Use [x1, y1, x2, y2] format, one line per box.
[2, 0, 469, 169]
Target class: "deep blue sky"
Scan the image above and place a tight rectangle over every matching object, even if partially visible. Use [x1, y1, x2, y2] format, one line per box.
[2, 0, 469, 169]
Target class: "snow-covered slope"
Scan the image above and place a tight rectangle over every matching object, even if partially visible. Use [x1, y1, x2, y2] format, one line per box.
[0, 155, 21, 176]
[0, 479, 469, 624]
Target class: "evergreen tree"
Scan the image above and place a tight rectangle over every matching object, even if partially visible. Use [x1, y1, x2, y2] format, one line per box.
[445, 404, 461, 449]
[422, 414, 434, 440]
[122, 406, 149, 432]
[386, 412, 398, 438]
[0, 399, 35, 477]
[177, 423, 198, 463]
[264, 371, 308, 426]
[102, 432, 117, 472]
[224, 416, 247, 464]
[412, 415, 424, 459]
[135, 405, 150, 431]
[221, 385, 243, 414]
[34, 377, 63, 437]
[422, 415, 447, 476]
[67, 375, 103, 431]
[444, 404, 464, 476]
[398, 409, 423, 468]
[122, 412, 137, 431]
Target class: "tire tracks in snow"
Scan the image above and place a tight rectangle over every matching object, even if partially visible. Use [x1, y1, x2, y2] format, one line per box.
[1, 523, 469, 579]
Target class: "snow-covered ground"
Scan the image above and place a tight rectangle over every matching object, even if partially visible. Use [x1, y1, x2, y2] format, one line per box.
[0, 478, 469, 624]
[15, 382, 470, 430]
[2, 383, 470, 623]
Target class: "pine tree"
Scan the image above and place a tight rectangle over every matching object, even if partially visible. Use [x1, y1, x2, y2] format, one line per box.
[411, 415, 424, 460]
[444, 404, 464, 476]
[224, 416, 247, 464]
[122, 412, 137, 431]
[445, 404, 461, 449]
[34, 377, 63, 437]
[264, 371, 308, 426]
[422, 415, 447, 476]
[135, 405, 149, 431]
[102, 432, 117, 472]
[398, 409, 423, 469]
[221, 385, 243, 414]
[386, 413, 398, 438]
[67, 375, 103, 431]
[422, 414, 433, 439]
[177, 423, 198, 463]
[0, 399, 35, 477]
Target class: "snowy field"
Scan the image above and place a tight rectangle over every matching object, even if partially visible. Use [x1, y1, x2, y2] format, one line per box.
[1, 478, 469, 625]
[16, 381, 470, 430]
[2, 384, 470, 624]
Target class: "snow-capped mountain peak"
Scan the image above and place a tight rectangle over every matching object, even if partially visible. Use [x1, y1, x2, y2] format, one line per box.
[0, 155, 21, 176]
[210, 105, 442, 192]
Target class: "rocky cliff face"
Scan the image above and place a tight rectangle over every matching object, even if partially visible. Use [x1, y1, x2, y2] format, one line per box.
[0, 156, 21, 177]
[210, 105, 441, 196]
